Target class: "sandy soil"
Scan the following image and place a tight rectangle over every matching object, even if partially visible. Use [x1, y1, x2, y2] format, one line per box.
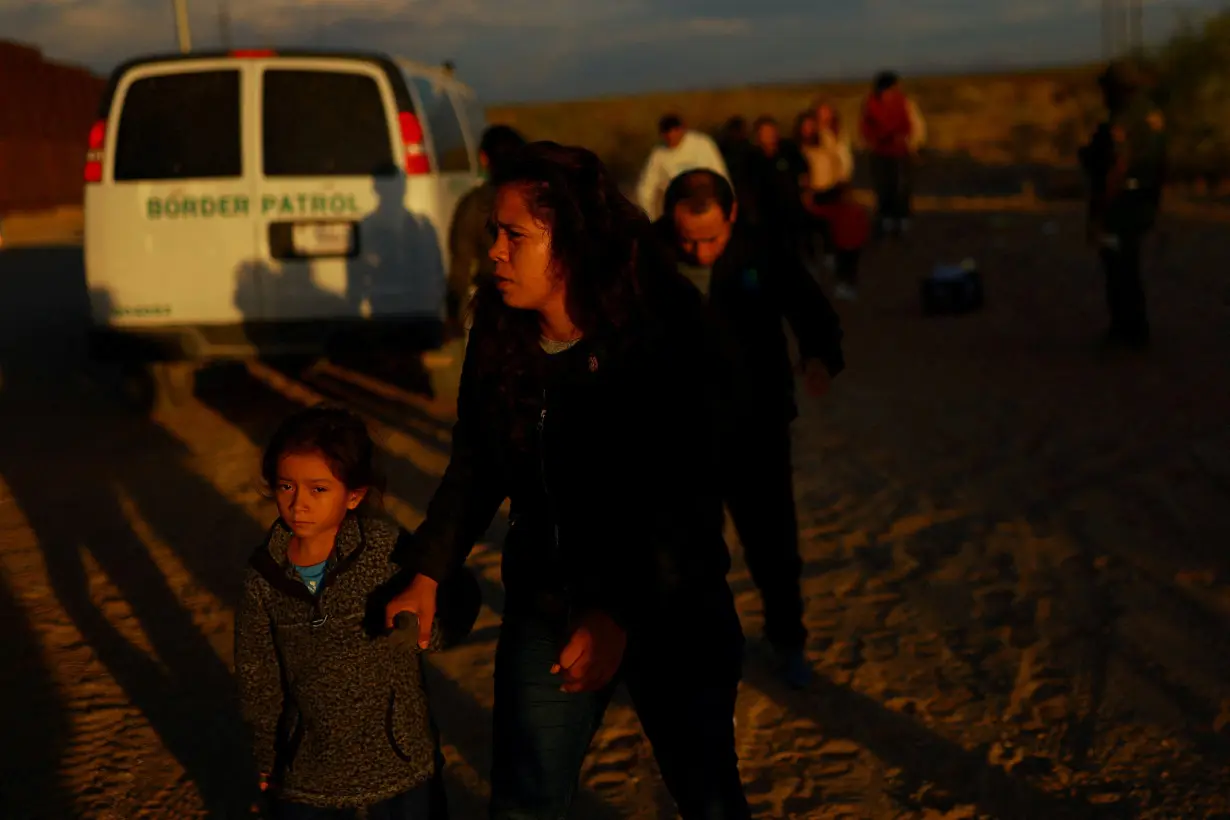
[1, 203, 1229, 819]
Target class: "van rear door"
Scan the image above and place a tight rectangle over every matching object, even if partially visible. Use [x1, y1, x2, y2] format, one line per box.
[453, 85, 489, 163]
[253, 58, 442, 324]
[406, 75, 482, 269]
[85, 60, 257, 329]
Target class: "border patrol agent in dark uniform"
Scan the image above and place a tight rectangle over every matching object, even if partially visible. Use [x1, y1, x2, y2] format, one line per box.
[445, 125, 526, 331]
[1079, 61, 1167, 348]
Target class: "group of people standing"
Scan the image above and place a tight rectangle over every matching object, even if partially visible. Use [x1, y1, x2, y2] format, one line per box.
[239, 114, 846, 816]
[233, 60, 1167, 820]
[635, 71, 926, 302]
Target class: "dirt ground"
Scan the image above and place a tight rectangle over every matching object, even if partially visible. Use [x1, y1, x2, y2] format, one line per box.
[1, 202, 1229, 819]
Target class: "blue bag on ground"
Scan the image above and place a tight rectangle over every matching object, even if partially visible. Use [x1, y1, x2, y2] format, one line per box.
[921, 259, 984, 315]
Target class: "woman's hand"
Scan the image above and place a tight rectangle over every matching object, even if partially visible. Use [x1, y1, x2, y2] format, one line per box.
[385, 573, 439, 649]
[552, 610, 627, 693]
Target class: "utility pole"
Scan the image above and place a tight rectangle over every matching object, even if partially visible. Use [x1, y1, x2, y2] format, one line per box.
[1116, 0, 1130, 54]
[218, 0, 232, 49]
[1101, 0, 1144, 59]
[1102, 0, 1114, 59]
[173, 0, 192, 53]
[1128, 0, 1144, 51]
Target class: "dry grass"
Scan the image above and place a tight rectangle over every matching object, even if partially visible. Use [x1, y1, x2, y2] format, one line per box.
[0, 206, 83, 248]
[489, 66, 1106, 186]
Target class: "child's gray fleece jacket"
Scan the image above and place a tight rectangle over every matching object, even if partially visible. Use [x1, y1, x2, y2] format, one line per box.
[235, 514, 441, 808]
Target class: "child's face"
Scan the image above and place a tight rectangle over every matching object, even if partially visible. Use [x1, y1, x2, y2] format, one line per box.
[275, 450, 367, 543]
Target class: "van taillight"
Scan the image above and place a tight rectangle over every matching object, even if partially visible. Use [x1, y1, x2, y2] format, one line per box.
[230, 49, 276, 58]
[398, 111, 430, 175]
[84, 119, 106, 183]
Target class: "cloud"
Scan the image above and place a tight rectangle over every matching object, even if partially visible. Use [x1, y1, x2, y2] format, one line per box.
[679, 17, 753, 36]
[233, 0, 639, 33]
[2, 0, 1224, 102]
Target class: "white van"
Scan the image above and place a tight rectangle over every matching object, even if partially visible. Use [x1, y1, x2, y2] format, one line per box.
[83, 50, 486, 404]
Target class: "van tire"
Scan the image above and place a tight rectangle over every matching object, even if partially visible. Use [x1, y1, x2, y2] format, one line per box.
[150, 361, 198, 409]
[87, 361, 196, 415]
[83, 361, 155, 415]
[119, 364, 158, 414]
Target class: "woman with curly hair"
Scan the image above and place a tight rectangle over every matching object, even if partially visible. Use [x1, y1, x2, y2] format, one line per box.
[387, 141, 751, 819]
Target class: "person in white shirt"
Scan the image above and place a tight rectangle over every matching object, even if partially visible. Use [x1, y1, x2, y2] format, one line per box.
[636, 114, 729, 221]
[801, 102, 855, 201]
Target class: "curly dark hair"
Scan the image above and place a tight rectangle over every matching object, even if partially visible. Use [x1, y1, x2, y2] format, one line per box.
[467, 141, 684, 438]
[261, 405, 385, 512]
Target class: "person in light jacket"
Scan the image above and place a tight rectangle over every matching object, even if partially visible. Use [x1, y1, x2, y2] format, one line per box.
[636, 113, 730, 221]
[802, 102, 855, 203]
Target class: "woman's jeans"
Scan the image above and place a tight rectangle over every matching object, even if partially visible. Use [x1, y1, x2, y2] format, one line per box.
[489, 608, 751, 820]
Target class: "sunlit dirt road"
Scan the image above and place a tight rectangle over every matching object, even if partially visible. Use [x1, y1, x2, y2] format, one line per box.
[2, 204, 1228, 819]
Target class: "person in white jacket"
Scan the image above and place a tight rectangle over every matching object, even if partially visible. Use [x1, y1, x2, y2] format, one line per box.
[636, 114, 729, 221]
[801, 103, 855, 201]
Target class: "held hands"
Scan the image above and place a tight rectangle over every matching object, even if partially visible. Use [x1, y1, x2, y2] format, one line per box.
[384, 573, 439, 649]
[802, 359, 832, 399]
[552, 610, 627, 694]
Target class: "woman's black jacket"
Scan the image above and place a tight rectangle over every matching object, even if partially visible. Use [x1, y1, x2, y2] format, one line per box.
[412, 279, 743, 675]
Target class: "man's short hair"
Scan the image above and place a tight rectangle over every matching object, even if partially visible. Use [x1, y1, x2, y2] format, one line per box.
[663, 169, 735, 220]
[658, 114, 684, 135]
[1098, 59, 1149, 97]
[751, 115, 777, 133]
[479, 125, 527, 175]
[873, 71, 900, 94]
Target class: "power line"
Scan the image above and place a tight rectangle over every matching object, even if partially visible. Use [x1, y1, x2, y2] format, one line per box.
[173, 0, 192, 53]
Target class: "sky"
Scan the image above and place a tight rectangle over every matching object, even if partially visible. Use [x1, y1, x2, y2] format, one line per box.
[1, 0, 1224, 102]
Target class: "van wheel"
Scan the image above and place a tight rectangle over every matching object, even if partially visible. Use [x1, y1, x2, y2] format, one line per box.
[87, 362, 195, 414]
[84, 361, 155, 414]
[150, 361, 198, 409]
[116, 363, 158, 414]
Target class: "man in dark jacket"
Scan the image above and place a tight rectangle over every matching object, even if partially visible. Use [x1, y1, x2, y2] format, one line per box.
[445, 124, 526, 329]
[718, 115, 756, 216]
[658, 168, 845, 688]
[1080, 60, 1166, 348]
[744, 115, 809, 245]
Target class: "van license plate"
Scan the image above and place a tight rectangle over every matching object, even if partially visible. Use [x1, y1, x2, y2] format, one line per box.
[292, 223, 354, 257]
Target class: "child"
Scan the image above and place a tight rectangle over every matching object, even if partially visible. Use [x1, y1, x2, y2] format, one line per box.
[235, 406, 475, 818]
[807, 184, 870, 302]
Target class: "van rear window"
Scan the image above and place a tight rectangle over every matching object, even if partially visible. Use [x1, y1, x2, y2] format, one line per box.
[410, 77, 472, 173]
[263, 70, 396, 177]
[113, 70, 242, 181]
